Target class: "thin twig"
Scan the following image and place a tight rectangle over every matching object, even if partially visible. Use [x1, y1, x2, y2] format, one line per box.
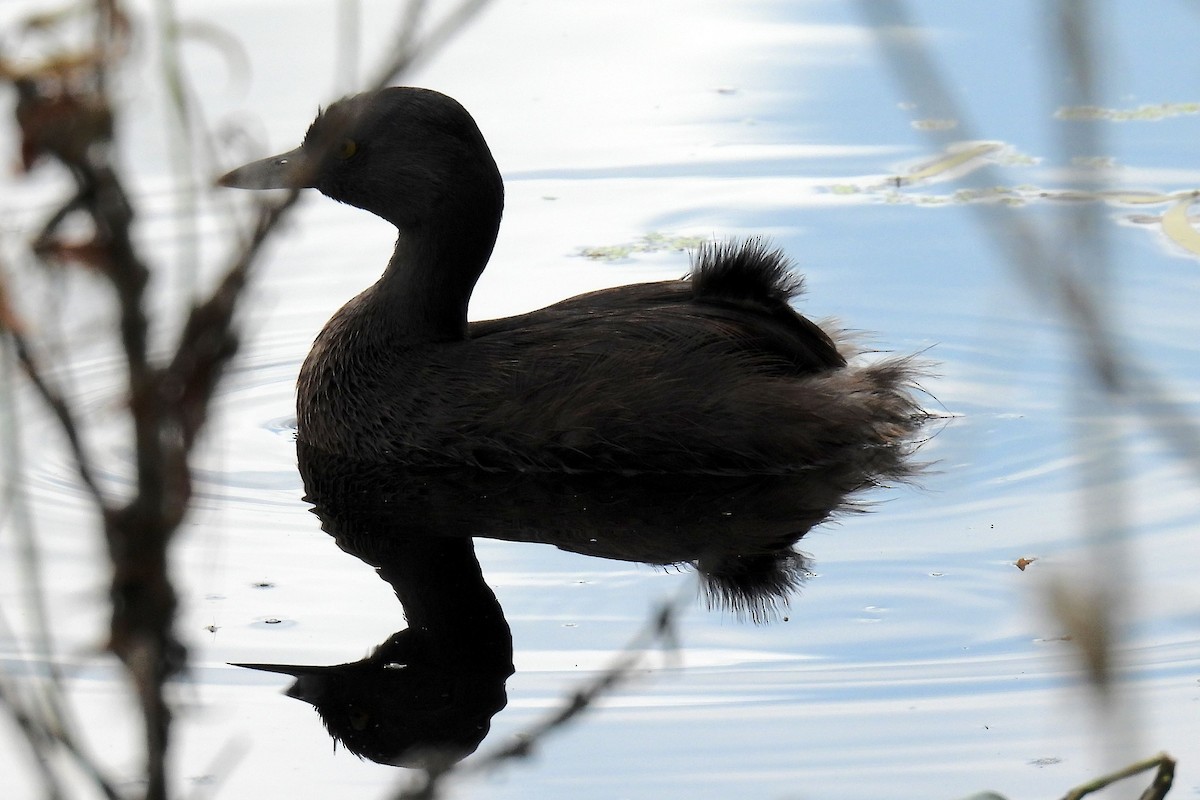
[367, 0, 489, 91]
[7, 331, 108, 507]
[219, 0, 493, 283]
[152, 0, 202, 302]
[394, 590, 686, 800]
[0, 680, 123, 800]
[1059, 752, 1175, 800]
[3, 3, 497, 798]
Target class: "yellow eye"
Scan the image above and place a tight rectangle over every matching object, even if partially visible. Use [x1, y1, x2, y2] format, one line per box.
[336, 138, 358, 159]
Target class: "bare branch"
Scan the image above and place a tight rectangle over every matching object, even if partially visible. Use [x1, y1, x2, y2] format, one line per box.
[1058, 752, 1176, 800]
[0, 681, 123, 800]
[6, 330, 108, 508]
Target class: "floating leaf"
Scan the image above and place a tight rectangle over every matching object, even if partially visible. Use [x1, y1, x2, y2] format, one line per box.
[1159, 194, 1200, 257]
[894, 141, 1002, 186]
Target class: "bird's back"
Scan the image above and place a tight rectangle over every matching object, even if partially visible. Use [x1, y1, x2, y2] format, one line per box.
[297, 241, 923, 474]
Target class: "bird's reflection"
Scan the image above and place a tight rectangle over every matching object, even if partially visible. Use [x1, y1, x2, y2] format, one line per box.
[237, 441, 915, 767]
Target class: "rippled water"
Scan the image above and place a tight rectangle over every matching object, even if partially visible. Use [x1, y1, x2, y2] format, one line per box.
[3, 1, 1200, 798]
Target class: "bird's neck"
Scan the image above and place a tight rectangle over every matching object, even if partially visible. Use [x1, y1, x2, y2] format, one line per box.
[376, 536, 508, 654]
[374, 209, 501, 342]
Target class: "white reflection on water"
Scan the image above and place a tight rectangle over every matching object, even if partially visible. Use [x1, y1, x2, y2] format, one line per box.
[2, 0, 1200, 798]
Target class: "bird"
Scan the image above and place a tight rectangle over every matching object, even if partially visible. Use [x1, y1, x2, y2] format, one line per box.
[219, 87, 926, 474]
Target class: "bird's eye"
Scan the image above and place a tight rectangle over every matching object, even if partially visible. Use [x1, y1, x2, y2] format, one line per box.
[336, 138, 358, 160]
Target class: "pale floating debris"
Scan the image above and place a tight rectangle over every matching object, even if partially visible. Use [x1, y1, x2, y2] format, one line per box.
[911, 118, 959, 131]
[578, 232, 707, 261]
[1070, 155, 1116, 169]
[1126, 214, 1163, 225]
[1056, 105, 1112, 121]
[879, 185, 1024, 207]
[951, 186, 1021, 204]
[1099, 190, 1177, 206]
[1055, 101, 1200, 122]
[995, 151, 1040, 167]
[874, 183, 1172, 210]
[1021, 188, 1175, 206]
[1039, 189, 1098, 203]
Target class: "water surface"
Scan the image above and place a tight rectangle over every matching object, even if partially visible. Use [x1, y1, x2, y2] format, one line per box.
[2, 1, 1199, 798]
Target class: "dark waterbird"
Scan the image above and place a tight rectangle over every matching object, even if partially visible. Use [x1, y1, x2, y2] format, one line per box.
[219, 86, 925, 473]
